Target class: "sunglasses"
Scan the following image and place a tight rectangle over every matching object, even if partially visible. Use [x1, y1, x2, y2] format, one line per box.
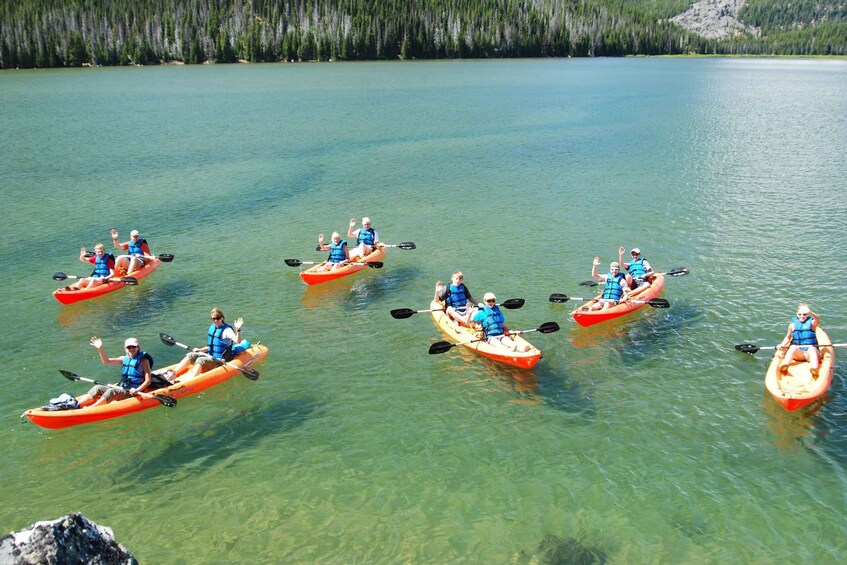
[126, 345, 138, 349]
[631, 252, 639, 256]
[797, 312, 809, 317]
[211, 316, 222, 321]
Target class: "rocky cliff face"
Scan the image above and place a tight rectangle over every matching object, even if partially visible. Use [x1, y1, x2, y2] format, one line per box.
[671, 0, 760, 40]
[0, 513, 137, 565]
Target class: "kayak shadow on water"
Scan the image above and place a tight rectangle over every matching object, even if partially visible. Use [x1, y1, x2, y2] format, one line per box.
[298, 266, 424, 310]
[801, 361, 847, 470]
[572, 302, 704, 367]
[109, 397, 319, 489]
[102, 279, 198, 333]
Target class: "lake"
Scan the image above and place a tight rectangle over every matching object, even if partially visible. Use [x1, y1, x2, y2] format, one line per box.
[2, 58, 847, 562]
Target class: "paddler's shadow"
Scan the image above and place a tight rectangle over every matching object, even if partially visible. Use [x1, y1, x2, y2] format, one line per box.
[110, 397, 319, 487]
[803, 361, 847, 469]
[337, 266, 425, 310]
[103, 280, 198, 333]
[573, 302, 704, 367]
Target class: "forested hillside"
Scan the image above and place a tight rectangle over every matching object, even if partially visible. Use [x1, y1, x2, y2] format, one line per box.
[1, 0, 844, 69]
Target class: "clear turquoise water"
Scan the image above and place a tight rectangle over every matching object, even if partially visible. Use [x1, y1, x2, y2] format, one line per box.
[2, 58, 847, 562]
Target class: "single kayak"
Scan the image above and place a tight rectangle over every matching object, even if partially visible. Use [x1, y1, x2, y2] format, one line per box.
[53, 258, 162, 305]
[299, 246, 386, 286]
[764, 327, 834, 412]
[571, 274, 665, 327]
[23, 344, 268, 429]
[429, 300, 541, 369]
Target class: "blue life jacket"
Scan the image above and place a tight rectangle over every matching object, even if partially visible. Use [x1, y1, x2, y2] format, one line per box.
[480, 305, 505, 337]
[445, 284, 469, 311]
[120, 351, 153, 388]
[628, 258, 648, 279]
[792, 316, 818, 347]
[127, 238, 146, 256]
[328, 240, 347, 263]
[92, 253, 115, 277]
[208, 323, 234, 360]
[357, 228, 375, 247]
[602, 272, 626, 301]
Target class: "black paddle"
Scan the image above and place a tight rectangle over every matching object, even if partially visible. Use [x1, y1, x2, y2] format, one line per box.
[428, 321, 560, 354]
[53, 272, 138, 285]
[382, 242, 416, 250]
[85, 252, 174, 262]
[159, 332, 260, 380]
[579, 267, 690, 287]
[284, 259, 383, 268]
[391, 298, 525, 320]
[59, 369, 177, 407]
[735, 342, 846, 355]
[549, 293, 670, 308]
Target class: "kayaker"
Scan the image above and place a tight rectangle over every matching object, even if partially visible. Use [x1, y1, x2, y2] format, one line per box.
[777, 304, 820, 377]
[78, 336, 153, 408]
[168, 308, 244, 380]
[618, 246, 655, 290]
[472, 293, 531, 352]
[589, 257, 631, 311]
[316, 232, 350, 271]
[435, 271, 479, 325]
[66, 244, 116, 290]
[347, 217, 380, 261]
[111, 228, 152, 276]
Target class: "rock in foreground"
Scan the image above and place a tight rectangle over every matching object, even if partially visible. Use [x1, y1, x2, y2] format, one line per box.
[0, 513, 136, 565]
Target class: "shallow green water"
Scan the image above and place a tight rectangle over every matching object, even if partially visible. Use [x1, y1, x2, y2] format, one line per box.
[2, 58, 847, 562]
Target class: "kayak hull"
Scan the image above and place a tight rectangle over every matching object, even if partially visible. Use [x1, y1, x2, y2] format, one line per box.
[23, 344, 268, 429]
[571, 274, 666, 327]
[299, 246, 386, 286]
[765, 327, 834, 412]
[53, 258, 162, 305]
[429, 300, 541, 369]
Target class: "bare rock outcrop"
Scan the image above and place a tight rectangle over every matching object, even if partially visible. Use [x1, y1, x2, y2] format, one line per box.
[0, 513, 136, 565]
[671, 0, 760, 40]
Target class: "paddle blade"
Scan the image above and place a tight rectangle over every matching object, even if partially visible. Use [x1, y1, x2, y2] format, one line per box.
[501, 298, 525, 309]
[121, 277, 138, 286]
[53, 272, 68, 281]
[84, 252, 94, 258]
[648, 298, 670, 308]
[735, 344, 760, 354]
[315, 245, 322, 252]
[239, 366, 260, 381]
[159, 333, 177, 347]
[667, 267, 689, 277]
[157, 254, 175, 262]
[548, 293, 570, 303]
[154, 394, 178, 407]
[398, 242, 416, 250]
[579, 280, 599, 287]
[284, 259, 302, 267]
[59, 369, 80, 381]
[428, 341, 456, 355]
[366, 262, 384, 269]
[390, 308, 416, 319]
[538, 322, 561, 334]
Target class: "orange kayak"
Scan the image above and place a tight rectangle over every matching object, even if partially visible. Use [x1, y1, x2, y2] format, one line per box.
[23, 344, 268, 429]
[53, 258, 162, 305]
[571, 274, 665, 327]
[429, 300, 541, 369]
[299, 246, 386, 286]
[765, 327, 834, 412]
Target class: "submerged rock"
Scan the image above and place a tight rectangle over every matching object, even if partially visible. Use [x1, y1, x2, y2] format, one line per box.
[514, 533, 607, 565]
[0, 513, 136, 565]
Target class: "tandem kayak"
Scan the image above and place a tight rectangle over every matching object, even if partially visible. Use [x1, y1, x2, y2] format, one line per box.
[765, 327, 834, 412]
[571, 274, 665, 327]
[53, 258, 162, 305]
[299, 246, 386, 286]
[429, 300, 542, 369]
[23, 344, 268, 429]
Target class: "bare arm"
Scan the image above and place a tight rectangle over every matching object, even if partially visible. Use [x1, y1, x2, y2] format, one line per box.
[591, 257, 604, 282]
[347, 218, 357, 238]
[89, 337, 123, 366]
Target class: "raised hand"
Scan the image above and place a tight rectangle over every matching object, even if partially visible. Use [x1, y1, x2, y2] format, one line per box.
[89, 336, 103, 349]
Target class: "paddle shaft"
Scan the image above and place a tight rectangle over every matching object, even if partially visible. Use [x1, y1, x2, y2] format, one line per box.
[159, 334, 259, 380]
[60, 370, 175, 406]
[53, 273, 138, 285]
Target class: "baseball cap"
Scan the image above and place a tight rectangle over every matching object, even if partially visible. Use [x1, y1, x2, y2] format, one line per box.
[483, 292, 496, 301]
[124, 337, 139, 347]
[130, 230, 140, 237]
[631, 248, 641, 254]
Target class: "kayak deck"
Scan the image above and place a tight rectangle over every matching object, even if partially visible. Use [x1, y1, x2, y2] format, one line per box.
[23, 344, 269, 429]
[299, 246, 386, 286]
[53, 258, 162, 305]
[765, 327, 834, 412]
[571, 274, 665, 327]
[429, 300, 541, 369]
